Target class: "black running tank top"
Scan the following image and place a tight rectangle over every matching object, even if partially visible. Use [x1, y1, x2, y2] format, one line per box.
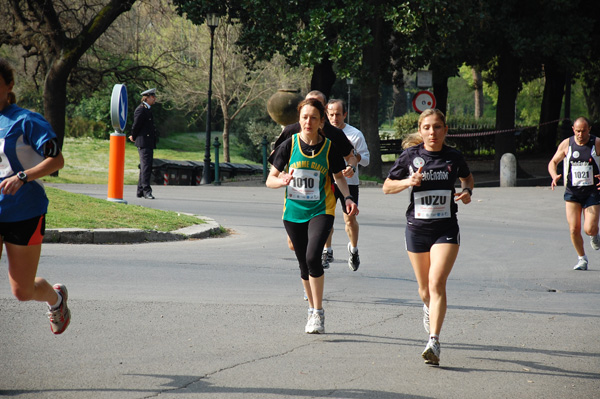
[565, 135, 600, 197]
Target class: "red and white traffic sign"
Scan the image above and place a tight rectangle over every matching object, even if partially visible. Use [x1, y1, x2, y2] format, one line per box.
[412, 90, 436, 113]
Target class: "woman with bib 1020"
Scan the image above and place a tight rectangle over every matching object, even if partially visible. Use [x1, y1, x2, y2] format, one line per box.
[383, 108, 474, 365]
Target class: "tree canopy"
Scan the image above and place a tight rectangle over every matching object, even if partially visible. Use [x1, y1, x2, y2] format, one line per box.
[2, 0, 600, 178]
[171, 0, 470, 176]
[0, 0, 139, 148]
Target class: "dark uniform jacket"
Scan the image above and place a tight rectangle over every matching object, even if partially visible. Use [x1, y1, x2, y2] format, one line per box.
[131, 103, 157, 149]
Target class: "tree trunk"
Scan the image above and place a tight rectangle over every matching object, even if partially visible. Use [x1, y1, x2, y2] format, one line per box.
[582, 74, 600, 122]
[40, 0, 138, 148]
[44, 63, 70, 151]
[472, 67, 484, 119]
[310, 58, 336, 100]
[392, 69, 407, 117]
[430, 61, 454, 116]
[494, 52, 520, 170]
[432, 75, 449, 115]
[222, 105, 231, 163]
[564, 73, 572, 122]
[390, 31, 406, 118]
[538, 61, 566, 153]
[360, 13, 384, 179]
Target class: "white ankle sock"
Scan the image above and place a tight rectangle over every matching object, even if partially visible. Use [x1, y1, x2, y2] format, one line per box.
[49, 291, 62, 310]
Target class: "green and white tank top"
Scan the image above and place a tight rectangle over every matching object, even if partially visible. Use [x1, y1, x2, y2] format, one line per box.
[283, 134, 336, 222]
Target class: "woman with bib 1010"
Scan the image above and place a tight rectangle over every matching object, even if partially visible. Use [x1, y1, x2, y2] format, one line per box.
[0, 58, 70, 335]
[383, 109, 474, 365]
[267, 98, 358, 334]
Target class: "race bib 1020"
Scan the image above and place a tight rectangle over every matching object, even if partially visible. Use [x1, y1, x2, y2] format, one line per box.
[414, 189, 451, 219]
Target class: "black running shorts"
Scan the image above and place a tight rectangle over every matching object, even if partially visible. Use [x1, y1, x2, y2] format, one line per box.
[0, 215, 46, 246]
[333, 183, 359, 214]
[405, 224, 460, 253]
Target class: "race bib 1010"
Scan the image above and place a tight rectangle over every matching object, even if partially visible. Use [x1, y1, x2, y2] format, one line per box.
[287, 169, 321, 201]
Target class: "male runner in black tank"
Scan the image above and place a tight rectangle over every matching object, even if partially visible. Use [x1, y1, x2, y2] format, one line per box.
[548, 116, 600, 271]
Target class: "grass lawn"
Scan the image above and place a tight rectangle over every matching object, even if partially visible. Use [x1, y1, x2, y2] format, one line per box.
[45, 187, 205, 231]
[36, 132, 258, 230]
[44, 132, 260, 185]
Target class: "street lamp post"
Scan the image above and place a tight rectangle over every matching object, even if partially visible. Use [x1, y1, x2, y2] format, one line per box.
[202, 13, 220, 185]
[346, 77, 353, 125]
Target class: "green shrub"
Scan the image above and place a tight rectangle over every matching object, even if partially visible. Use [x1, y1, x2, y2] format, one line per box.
[391, 113, 419, 140]
[446, 115, 495, 129]
[391, 114, 504, 157]
[65, 116, 110, 139]
[71, 94, 110, 123]
[237, 119, 282, 162]
[393, 113, 496, 138]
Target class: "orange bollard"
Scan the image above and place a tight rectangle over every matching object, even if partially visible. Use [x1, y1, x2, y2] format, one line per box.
[107, 132, 127, 203]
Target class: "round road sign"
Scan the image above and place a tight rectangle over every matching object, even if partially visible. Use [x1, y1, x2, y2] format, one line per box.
[412, 90, 436, 113]
[110, 84, 128, 132]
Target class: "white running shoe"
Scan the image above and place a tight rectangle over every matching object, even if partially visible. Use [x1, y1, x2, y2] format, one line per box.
[347, 243, 360, 271]
[305, 311, 325, 334]
[321, 249, 333, 269]
[422, 337, 440, 365]
[47, 284, 71, 335]
[591, 235, 600, 251]
[573, 258, 588, 271]
[423, 304, 430, 334]
[305, 313, 315, 333]
[311, 311, 325, 334]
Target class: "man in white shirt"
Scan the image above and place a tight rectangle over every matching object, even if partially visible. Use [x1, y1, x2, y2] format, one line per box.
[324, 99, 370, 271]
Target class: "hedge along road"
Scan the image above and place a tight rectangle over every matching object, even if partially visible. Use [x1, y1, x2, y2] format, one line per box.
[1, 183, 598, 399]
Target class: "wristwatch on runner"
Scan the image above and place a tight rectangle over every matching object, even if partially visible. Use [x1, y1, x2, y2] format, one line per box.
[17, 171, 28, 184]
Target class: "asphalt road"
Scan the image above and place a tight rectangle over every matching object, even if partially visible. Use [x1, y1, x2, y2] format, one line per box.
[1, 182, 599, 399]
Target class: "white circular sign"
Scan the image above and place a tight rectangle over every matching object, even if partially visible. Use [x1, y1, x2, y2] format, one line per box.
[412, 90, 436, 113]
[110, 84, 128, 132]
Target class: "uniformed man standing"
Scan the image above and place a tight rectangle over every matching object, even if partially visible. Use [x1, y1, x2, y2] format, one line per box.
[129, 88, 158, 199]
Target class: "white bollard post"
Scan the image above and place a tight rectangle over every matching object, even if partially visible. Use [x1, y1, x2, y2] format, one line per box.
[500, 153, 517, 187]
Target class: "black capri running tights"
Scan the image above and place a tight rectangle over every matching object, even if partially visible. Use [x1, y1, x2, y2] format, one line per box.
[284, 214, 334, 280]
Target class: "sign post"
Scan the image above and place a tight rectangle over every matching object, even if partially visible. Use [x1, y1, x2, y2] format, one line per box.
[412, 90, 436, 113]
[108, 84, 128, 204]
